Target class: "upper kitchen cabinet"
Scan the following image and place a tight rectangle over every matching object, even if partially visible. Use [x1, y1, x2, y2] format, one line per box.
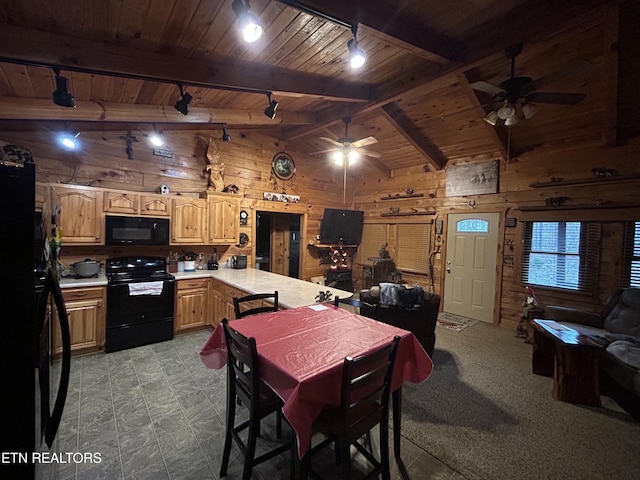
[103, 191, 139, 214]
[51, 185, 103, 244]
[205, 193, 239, 244]
[140, 195, 170, 217]
[171, 197, 207, 244]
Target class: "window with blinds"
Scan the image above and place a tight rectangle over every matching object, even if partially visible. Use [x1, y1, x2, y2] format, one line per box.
[395, 223, 431, 273]
[521, 221, 601, 294]
[622, 221, 640, 288]
[357, 223, 387, 263]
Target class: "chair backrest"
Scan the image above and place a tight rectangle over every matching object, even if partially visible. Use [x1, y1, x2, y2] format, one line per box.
[340, 336, 400, 441]
[221, 318, 260, 408]
[233, 291, 279, 319]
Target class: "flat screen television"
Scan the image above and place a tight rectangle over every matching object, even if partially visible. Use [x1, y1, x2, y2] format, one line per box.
[319, 208, 364, 245]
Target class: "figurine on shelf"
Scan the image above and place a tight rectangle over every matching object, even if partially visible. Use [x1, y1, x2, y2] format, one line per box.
[378, 243, 390, 259]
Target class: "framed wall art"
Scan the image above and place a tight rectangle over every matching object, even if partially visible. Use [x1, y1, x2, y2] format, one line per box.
[445, 160, 499, 197]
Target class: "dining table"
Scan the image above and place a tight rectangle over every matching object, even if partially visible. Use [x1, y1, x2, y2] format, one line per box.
[199, 302, 433, 464]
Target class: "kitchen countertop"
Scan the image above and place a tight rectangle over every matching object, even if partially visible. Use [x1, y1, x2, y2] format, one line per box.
[59, 267, 352, 309]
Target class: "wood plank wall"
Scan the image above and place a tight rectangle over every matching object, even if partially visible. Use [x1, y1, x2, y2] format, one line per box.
[0, 127, 351, 284]
[354, 137, 640, 330]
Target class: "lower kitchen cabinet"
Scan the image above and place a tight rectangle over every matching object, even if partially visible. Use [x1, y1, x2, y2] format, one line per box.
[53, 287, 105, 356]
[175, 278, 209, 332]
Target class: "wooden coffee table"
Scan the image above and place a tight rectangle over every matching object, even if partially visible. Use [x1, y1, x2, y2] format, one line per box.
[532, 319, 604, 407]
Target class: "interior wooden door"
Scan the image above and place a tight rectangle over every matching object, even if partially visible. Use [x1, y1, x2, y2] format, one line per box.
[443, 212, 499, 323]
[270, 214, 290, 276]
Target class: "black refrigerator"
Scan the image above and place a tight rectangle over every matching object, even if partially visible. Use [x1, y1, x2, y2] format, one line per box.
[0, 159, 71, 479]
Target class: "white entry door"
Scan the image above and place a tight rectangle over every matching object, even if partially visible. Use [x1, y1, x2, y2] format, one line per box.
[443, 212, 499, 323]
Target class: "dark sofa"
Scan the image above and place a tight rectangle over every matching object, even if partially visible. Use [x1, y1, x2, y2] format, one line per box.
[545, 288, 640, 419]
[359, 283, 440, 357]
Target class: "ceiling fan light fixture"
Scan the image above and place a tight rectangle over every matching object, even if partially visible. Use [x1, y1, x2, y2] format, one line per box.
[483, 111, 499, 126]
[174, 83, 192, 115]
[52, 68, 76, 108]
[332, 149, 358, 166]
[232, 0, 263, 43]
[505, 115, 521, 126]
[264, 93, 278, 119]
[522, 102, 539, 119]
[497, 102, 516, 120]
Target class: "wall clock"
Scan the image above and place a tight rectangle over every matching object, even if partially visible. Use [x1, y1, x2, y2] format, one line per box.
[271, 152, 296, 181]
[239, 210, 249, 225]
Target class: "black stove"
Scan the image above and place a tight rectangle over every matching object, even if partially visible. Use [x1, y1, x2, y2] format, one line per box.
[106, 256, 174, 285]
[105, 256, 175, 353]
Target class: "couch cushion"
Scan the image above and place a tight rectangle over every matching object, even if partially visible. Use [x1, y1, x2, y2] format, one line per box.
[379, 283, 425, 308]
[606, 340, 640, 371]
[603, 288, 640, 336]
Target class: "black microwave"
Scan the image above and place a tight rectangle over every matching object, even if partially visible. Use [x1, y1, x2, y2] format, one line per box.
[105, 216, 170, 246]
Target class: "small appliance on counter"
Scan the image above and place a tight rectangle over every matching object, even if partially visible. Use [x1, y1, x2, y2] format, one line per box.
[232, 255, 247, 269]
[207, 250, 219, 270]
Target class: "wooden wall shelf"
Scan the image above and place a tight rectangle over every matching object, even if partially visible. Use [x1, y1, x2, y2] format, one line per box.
[309, 244, 358, 249]
[380, 193, 424, 200]
[518, 202, 640, 212]
[380, 211, 435, 217]
[529, 173, 640, 188]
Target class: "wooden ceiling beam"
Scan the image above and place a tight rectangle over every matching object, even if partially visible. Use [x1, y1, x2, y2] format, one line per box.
[275, 0, 459, 64]
[0, 97, 316, 125]
[379, 103, 448, 171]
[0, 24, 373, 103]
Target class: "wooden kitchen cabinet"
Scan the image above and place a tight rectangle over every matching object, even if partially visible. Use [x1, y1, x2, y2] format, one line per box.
[175, 278, 209, 332]
[140, 194, 170, 217]
[205, 193, 239, 244]
[51, 185, 103, 244]
[103, 191, 139, 214]
[171, 197, 207, 244]
[52, 287, 105, 356]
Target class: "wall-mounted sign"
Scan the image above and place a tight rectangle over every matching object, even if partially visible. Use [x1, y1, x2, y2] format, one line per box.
[153, 148, 173, 158]
[263, 192, 300, 203]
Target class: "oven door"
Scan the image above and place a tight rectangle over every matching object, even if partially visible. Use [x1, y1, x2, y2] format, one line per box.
[105, 279, 175, 353]
[107, 279, 175, 328]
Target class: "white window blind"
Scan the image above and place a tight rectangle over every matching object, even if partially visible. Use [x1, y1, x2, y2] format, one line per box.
[521, 221, 601, 294]
[395, 223, 431, 273]
[357, 223, 387, 264]
[622, 221, 640, 288]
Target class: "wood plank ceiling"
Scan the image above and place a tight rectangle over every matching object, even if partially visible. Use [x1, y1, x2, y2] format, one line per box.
[0, 0, 635, 176]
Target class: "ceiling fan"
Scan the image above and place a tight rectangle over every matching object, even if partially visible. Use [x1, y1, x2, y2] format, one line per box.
[318, 116, 381, 165]
[470, 43, 589, 126]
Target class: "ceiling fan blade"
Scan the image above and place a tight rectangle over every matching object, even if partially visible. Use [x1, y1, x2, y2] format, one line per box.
[359, 148, 381, 158]
[351, 136, 377, 148]
[531, 59, 592, 90]
[310, 147, 337, 155]
[527, 92, 586, 105]
[470, 81, 505, 95]
[319, 137, 343, 147]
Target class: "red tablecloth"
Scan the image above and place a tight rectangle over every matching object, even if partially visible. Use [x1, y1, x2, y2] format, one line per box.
[199, 304, 433, 456]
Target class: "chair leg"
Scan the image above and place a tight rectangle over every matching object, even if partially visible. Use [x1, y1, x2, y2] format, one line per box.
[220, 392, 237, 477]
[380, 419, 391, 480]
[340, 440, 351, 480]
[242, 416, 260, 480]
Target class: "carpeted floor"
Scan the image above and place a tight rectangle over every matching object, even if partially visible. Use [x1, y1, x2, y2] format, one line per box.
[401, 322, 640, 480]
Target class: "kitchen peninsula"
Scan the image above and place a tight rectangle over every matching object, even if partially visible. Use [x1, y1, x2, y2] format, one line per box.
[57, 267, 352, 356]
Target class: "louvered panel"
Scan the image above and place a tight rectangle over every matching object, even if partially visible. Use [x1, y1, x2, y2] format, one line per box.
[396, 224, 431, 274]
[357, 223, 387, 264]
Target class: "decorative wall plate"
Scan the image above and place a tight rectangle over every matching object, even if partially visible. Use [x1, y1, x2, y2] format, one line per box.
[239, 210, 249, 225]
[271, 152, 296, 181]
[238, 232, 249, 247]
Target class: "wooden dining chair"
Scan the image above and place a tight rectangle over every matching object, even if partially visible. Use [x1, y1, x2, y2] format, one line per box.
[220, 318, 292, 480]
[308, 336, 401, 480]
[233, 291, 279, 319]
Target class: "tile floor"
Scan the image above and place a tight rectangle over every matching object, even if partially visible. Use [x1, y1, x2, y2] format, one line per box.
[47, 329, 465, 480]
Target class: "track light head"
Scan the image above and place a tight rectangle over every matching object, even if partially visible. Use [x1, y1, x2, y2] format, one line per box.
[347, 38, 366, 69]
[232, 0, 263, 43]
[52, 69, 76, 108]
[58, 130, 80, 150]
[174, 84, 192, 115]
[222, 124, 231, 142]
[264, 93, 278, 119]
